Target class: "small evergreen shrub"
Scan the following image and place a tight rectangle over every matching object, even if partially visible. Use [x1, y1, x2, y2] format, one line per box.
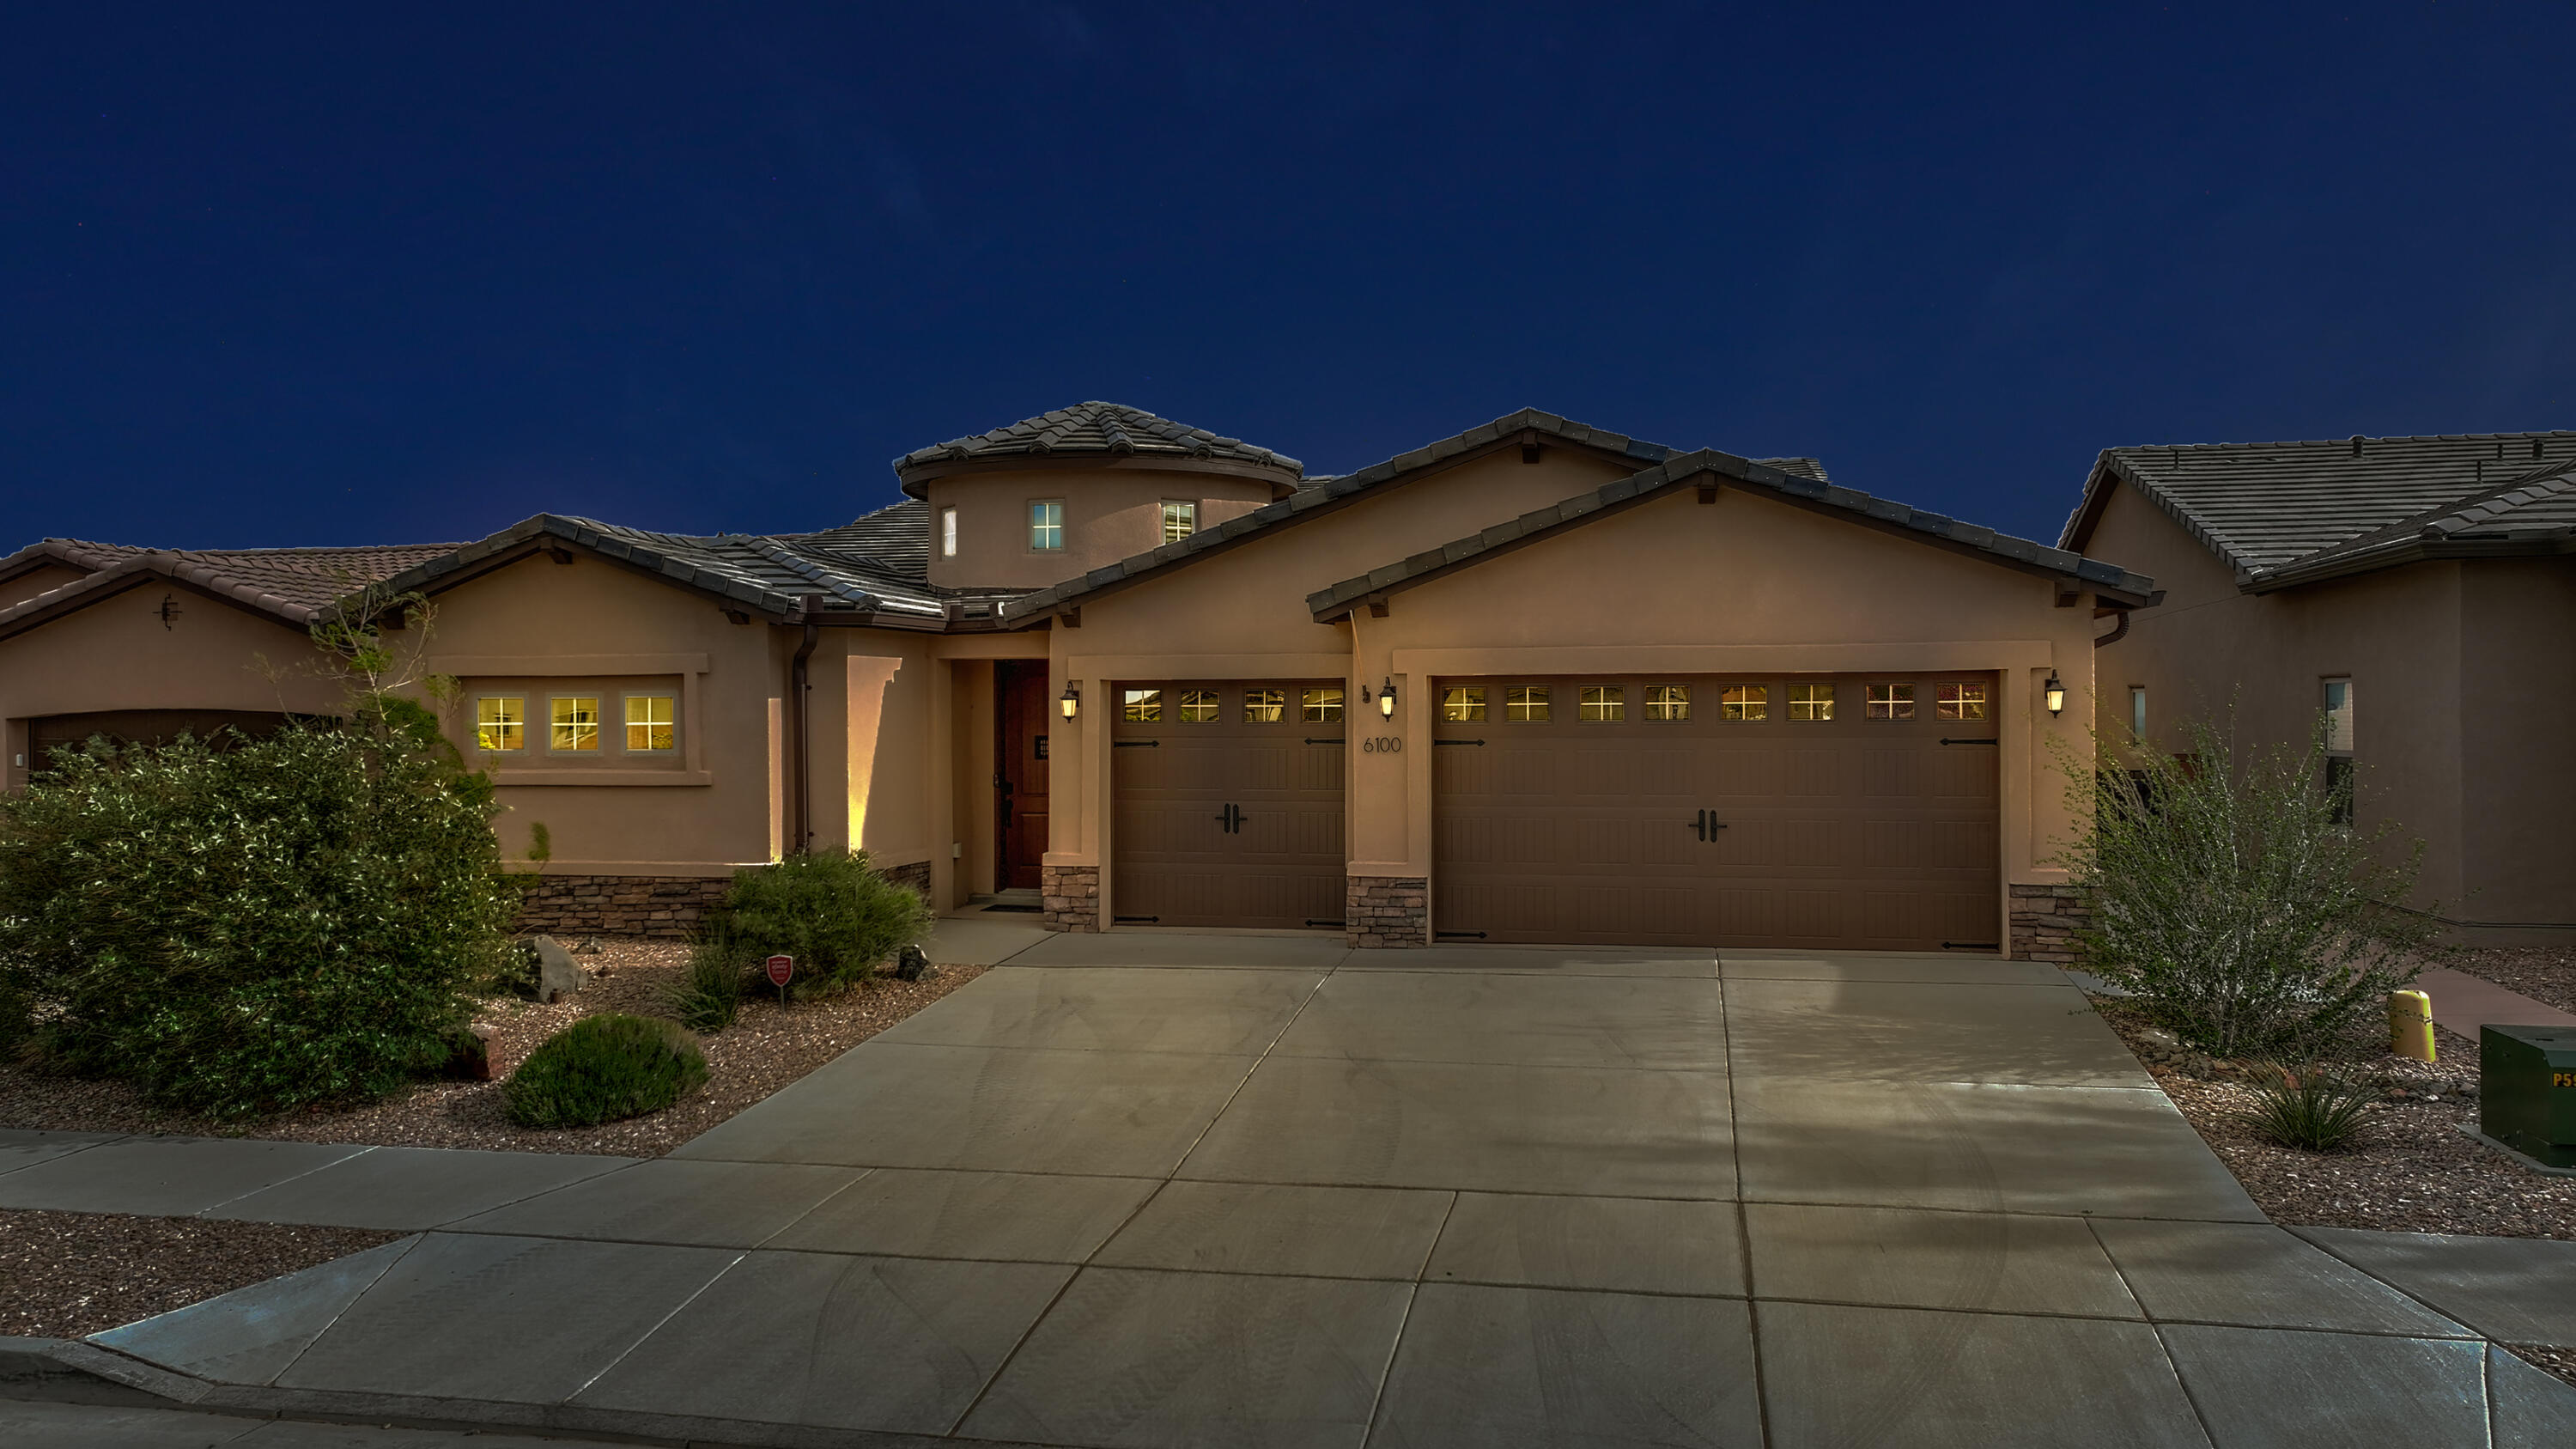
[2237, 1063, 2379, 1151]
[2055, 715, 2440, 1061]
[662, 948, 746, 1033]
[503, 1014, 707, 1129]
[0, 705, 515, 1118]
[696, 849, 930, 1000]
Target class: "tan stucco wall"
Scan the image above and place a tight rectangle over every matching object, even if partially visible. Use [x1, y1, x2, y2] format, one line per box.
[923, 463, 1280, 592]
[0, 578, 349, 790]
[1043, 447, 2100, 926]
[414, 552, 784, 874]
[1, 563, 91, 612]
[2085, 483, 2501, 922]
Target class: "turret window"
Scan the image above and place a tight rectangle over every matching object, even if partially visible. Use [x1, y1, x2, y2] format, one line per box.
[1161, 500, 1198, 544]
[1030, 501, 1065, 551]
[939, 507, 957, 557]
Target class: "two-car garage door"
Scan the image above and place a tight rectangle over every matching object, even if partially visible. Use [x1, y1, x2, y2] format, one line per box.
[1431, 673, 2001, 951]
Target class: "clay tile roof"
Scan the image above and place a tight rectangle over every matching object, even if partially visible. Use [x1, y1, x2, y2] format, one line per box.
[2065, 430, 2576, 580]
[893, 401, 1303, 487]
[0, 539, 464, 635]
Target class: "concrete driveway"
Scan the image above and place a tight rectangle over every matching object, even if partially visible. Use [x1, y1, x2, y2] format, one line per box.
[64, 933, 2576, 1447]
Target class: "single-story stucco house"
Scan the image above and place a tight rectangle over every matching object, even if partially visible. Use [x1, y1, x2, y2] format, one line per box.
[0, 403, 2158, 957]
[2063, 429, 2576, 944]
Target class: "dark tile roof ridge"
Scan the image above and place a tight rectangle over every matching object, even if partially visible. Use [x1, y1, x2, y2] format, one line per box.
[1303, 449, 2154, 619]
[2106, 428, 2576, 454]
[895, 400, 1304, 478]
[998, 406, 1685, 621]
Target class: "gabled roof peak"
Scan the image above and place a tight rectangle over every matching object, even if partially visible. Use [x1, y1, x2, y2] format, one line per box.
[893, 401, 1303, 492]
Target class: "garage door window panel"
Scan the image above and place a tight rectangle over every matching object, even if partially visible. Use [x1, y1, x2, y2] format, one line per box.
[1645, 685, 1691, 721]
[1442, 686, 1487, 721]
[1506, 686, 1551, 722]
[1789, 684, 1835, 721]
[1179, 689, 1219, 723]
[1937, 682, 1989, 721]
[1866, 684, 1915, 720]
[1303, 687, 1344, 723]
[1579, 686, 1625, 723]
[1244, 689, 1285, 723]
[1722, 685, 1767, 721]
[1122, 689, 1163, 722]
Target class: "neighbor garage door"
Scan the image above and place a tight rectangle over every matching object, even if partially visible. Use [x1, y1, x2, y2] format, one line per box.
[1111, 680, 1347, 929]
[1432, 673, 1999, 950]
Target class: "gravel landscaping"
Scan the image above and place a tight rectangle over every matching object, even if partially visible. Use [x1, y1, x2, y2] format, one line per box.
[0, 1209, 401, 1339]
[0, 937, 985, 1157]
[2095, 1001, 2576, 1240]
[2453, 944, 2576, 1016]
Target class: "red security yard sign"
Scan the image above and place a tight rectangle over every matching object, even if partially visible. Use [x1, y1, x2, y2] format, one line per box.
[766, 954, 793, 1008]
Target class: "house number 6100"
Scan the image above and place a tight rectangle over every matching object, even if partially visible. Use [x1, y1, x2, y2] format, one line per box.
[1362, 736, 1403, 753]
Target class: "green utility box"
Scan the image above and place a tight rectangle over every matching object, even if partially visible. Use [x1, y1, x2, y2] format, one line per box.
[2479, 1025, 2576, 1170]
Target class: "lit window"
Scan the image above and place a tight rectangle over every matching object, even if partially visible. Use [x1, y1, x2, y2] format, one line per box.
[1161, 501, 1198, 544]
[624, 695, 676, 752]
[476, 697, 523, 752]
[1579, 685, 1625, 722]
[2323, 679, 2354, 826]
[1506, 685, 1550, 722]
[2129, 687, 2148, 740]
[1030, 500, 1065, 551]
[939, 506, 958, 558]
[1866, 683, 1915, 721]
[1442, 686, 1487, 721]
[1937, 682, 1988, 721]
[1789, 684, 1834, 721]
[1722, 685, 1767, 721]
[1179, 688, 1219, 723]
[550, 697, 600, 752]
[1303, 687, 1344, 722]
[1244, 688, 1285, 723]
[1121, 688, 1162, 722]
[1644, 685, 1690, 721]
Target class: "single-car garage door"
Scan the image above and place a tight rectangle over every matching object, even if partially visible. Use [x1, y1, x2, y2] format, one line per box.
[1432, 673, 1999, 950]
[1111, 680, 1347, 929]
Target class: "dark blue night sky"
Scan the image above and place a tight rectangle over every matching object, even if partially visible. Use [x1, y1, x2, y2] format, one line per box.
[5, 3, 2571, 557]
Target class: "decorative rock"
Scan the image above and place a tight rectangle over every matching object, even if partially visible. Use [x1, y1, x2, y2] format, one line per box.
[532, 935, 583, 1003]
[443, 1023, 496, 1081]
[574, 936, 605, 955]
[894, 944, 935, 983]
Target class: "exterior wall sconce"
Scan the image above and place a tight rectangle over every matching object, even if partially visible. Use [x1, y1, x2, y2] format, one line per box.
[2043, 673, 2065, 715]
[1059, 685, 1080, 721]
[1378, 678, 1398, 718]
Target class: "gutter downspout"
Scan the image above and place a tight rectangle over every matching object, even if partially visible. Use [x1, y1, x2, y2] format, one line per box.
[2093, 611, 2132, 648]
[791, 594, 822, 856]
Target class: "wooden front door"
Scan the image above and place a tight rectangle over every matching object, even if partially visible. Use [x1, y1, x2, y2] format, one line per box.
[1111, 680, 1347, 929]
[1432, 673, 2000, 950]
[996, 661, 1052, 891]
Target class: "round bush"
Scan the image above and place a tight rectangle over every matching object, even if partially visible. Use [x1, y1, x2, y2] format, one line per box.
[503, 1014, 708, 1129]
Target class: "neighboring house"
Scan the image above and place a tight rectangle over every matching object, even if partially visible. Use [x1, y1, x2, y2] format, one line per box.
[0, 401, 2155, 956]
[2062, 430, 2576, 942]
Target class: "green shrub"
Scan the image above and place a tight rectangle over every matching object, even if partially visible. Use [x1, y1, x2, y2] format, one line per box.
[503, 1013, 708, 1128]
[662, 947, 746, 1033]
[2238, 1063, 2379, 1151]
[696, 849, 930, 1000]
[0, 705, 515, 1118]
[2054, 715, 2439, 1061]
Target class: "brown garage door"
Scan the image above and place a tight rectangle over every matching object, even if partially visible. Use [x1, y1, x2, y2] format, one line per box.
[1432, 673, 1999, 950]
[1111, 680, 1347, 929]
[29, 709, 297, 771]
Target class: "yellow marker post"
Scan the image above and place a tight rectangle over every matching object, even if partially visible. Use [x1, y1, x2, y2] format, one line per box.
[2389, 989, 2435, 1063]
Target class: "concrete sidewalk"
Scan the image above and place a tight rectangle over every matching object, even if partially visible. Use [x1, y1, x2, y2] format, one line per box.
[7, 936, 2575, 1447]
[2415, 966, 2576, 1039]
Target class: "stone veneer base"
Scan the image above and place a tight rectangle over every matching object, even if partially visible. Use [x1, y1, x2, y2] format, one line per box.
[513, 858, 935, 939]
[1348, 875, 1430, 948]
[1042, 863, 1101, 933]
[2008, 882, 2089, 963]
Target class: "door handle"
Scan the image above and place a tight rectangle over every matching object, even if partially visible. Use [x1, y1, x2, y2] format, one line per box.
[1212, 803, 1245, 834]
[1692, 808, 1706, 842]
